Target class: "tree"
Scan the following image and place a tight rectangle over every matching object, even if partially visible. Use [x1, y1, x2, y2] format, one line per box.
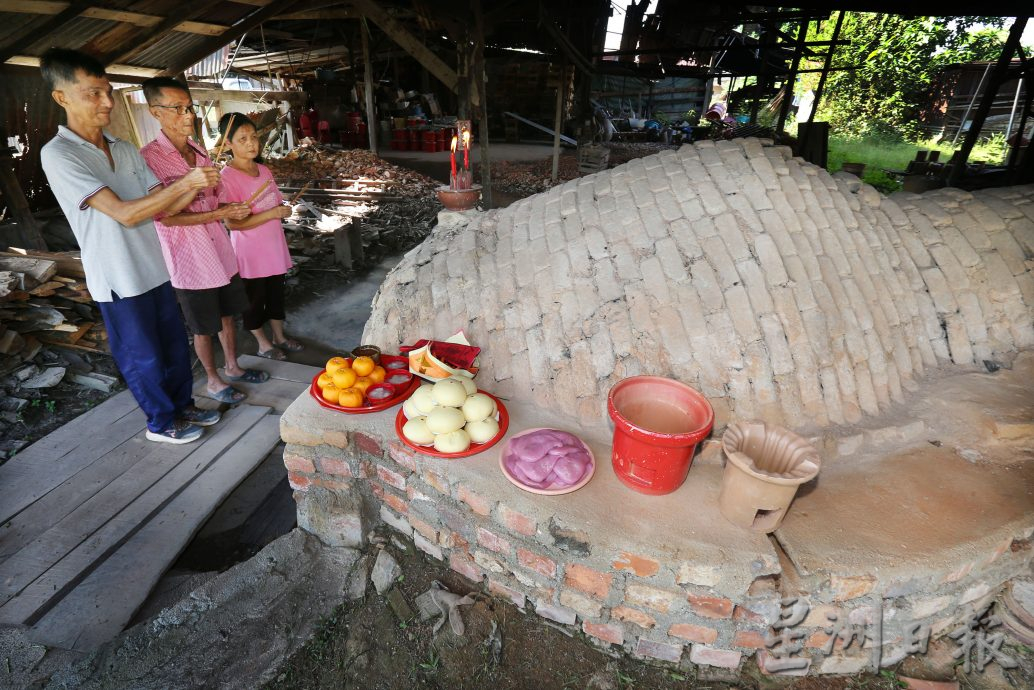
[805, 14, 1006, 141]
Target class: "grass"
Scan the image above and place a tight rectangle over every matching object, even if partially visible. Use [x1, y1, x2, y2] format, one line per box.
[824, 132, 1009, 194]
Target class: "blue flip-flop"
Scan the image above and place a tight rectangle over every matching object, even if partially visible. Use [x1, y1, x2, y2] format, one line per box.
[210, 386, 246, 404]
[226, 368, 270, 384]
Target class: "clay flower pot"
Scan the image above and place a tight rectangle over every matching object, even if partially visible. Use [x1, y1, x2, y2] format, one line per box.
[607, 376, 714, 495]
[436, 185, 482, 211]
[718, 421, 820, 533]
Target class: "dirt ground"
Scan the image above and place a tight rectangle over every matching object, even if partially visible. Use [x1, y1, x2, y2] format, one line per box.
[264, 532, 919, 690]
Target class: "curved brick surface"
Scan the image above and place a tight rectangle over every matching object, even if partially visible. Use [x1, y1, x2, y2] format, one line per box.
[364, 139, 1034, 432]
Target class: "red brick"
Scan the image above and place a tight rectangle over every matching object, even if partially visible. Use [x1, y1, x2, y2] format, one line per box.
[611, 606, 656, 629]
[353, 431, 383, 458]
[283, 452, 315, 474]
[410, 517, 439, 542]
[376, 464, 407, 491]
[496, 504, 537, 536]
[668, 623, 718, 644]
[444, 531, 469, 552]
[488, 578, 527, 608]
[449, 553, 484, 583]
[476, 527, 512, 554]
[359, 460, 375, 479]
[733, 606, 767, 625]
[319, 456, 353, 477]
[423, 469, 450, 495]
[635, 638, 683, 663]
[612, 552, 660, 578]
[624, 584, 678, 613]
[564, 563, 613, 599]
[733, 630, 767, 649]
[583, 622, 624, 645]
[456, 484, 492, 516]
[806, 631, 840, 649]
[313, 476, 351, 491]
[381, 490, 409, 516]
[369, 482, 385, 499]
[287, 472, 312, 491]
[388, 440, 418, 471]
[517, 548, 557, 578]
[689, 645, 742, 669]
[687, 594, 734, 619]
[406, 485, 433, 503]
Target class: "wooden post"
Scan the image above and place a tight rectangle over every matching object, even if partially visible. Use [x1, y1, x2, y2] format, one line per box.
[551, 63, 565, 183]
[776, 20, 809, 133]
[472, 0, 492, 207]
[799, 10, 843, 157]
[948, 16, 1028, 187]
[360, 18, 378, 154]
[0, 160, 46, 250]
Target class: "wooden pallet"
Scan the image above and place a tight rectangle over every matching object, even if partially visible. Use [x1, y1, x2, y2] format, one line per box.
[0, 391, 282, 651]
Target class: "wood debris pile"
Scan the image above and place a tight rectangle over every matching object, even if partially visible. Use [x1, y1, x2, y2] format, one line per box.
[266, 143, 439, 198]
[0, 248, 117, 458]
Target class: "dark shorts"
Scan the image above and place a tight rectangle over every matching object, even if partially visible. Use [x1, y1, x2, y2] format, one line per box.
[242, 274, 287, 331]
[174, 274, 249, 336]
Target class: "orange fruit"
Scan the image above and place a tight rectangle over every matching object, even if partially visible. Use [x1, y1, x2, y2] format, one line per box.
[316, 372, 334, 389]
[368, 365, 386, 383]
[326, 357, 349, 375]
[338, 387, 364, 408]
[321, 382, 340, 403]
[352, 355, 375, 377]
[332, 367, 357, 389]
[353, 376, 372, 394]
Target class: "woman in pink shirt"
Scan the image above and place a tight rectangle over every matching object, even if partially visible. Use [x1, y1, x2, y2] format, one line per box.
[217, 114, 302, 360]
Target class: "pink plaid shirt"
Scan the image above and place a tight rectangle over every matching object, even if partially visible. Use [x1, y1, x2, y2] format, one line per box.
[141, 131, 238, 290]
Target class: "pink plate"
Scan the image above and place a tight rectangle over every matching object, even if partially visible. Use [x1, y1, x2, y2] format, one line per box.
[498, 428, 596, 495]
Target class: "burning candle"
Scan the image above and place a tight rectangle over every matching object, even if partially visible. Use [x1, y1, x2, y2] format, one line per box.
[462, 130, 470, 169]
[450, 136, 458, 179]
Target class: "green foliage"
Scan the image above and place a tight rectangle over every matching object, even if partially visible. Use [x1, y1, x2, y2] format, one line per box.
[805, 14, 1006, 141]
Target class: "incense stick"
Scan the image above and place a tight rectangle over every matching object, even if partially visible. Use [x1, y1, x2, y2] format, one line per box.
[289, 182, 311, 204]
[245, 179, 271, 205]
[212, 113, 235, 165]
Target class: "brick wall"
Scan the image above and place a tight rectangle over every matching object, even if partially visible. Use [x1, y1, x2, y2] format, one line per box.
[363, 139, 1034, 434]
[279, 406, 1034, 674]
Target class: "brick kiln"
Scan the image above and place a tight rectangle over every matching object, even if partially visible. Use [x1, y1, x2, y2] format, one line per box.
[366, 139, 1034, 432]
[282, 138, 1034, 675]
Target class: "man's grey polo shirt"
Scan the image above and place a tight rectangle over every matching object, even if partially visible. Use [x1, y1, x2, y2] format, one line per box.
[40, 125, 171, 302]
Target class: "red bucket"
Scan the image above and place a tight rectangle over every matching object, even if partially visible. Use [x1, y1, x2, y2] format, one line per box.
[607, 376, 714, 495]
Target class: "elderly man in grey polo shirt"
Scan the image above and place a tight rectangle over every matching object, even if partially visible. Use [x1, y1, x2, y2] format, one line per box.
[39, 48, 222, 444]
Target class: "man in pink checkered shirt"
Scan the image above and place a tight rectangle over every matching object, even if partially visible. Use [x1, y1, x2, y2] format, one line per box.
[141, 77, 268, 404]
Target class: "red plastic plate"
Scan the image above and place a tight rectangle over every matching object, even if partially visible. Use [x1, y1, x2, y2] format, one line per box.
[394, 391, 509, 459]
[310, 355, 418, 414]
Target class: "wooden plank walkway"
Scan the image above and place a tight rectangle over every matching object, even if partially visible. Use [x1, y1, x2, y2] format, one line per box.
[193, 354, 319, 414]
[0, 357, 319, 651]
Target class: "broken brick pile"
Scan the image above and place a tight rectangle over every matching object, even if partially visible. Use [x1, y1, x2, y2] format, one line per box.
[364, 138, 1034, 434]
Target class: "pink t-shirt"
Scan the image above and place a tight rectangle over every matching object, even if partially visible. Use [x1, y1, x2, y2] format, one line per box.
[218, 164, 293, 279]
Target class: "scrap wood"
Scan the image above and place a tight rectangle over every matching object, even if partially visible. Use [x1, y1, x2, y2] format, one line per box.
[0, 256, 58, 288]
[266, 143, 437, 199]
[2, 248, 85, 279]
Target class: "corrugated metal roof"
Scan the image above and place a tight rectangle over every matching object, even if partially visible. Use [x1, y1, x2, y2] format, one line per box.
[17, 17, 115, 57]
[129, 31, 213, 71]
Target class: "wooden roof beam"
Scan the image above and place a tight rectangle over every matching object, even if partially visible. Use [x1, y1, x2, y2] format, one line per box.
[102, 4, 221, 66]
[349, 0, 458, 94]
[162, 0, 306, 77]
[0, 0, 94, 63]
[0, 2, 229, 36]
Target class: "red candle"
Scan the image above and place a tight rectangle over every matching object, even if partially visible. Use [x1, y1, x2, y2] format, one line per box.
[450, 136, 458, 178]
[462, 130, 470, 168]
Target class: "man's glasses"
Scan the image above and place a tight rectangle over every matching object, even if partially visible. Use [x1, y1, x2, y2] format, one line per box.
[153, 104, 197, 116]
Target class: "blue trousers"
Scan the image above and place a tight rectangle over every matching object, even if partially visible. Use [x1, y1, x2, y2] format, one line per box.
[97, 282, 194, 433]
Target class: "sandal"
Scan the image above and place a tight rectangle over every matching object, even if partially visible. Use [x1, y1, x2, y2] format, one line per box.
[274, 338, 305, 353]
[226, 368, 271, 384]
[256, 348, 286, 361]
[208, 386, 246, 404]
